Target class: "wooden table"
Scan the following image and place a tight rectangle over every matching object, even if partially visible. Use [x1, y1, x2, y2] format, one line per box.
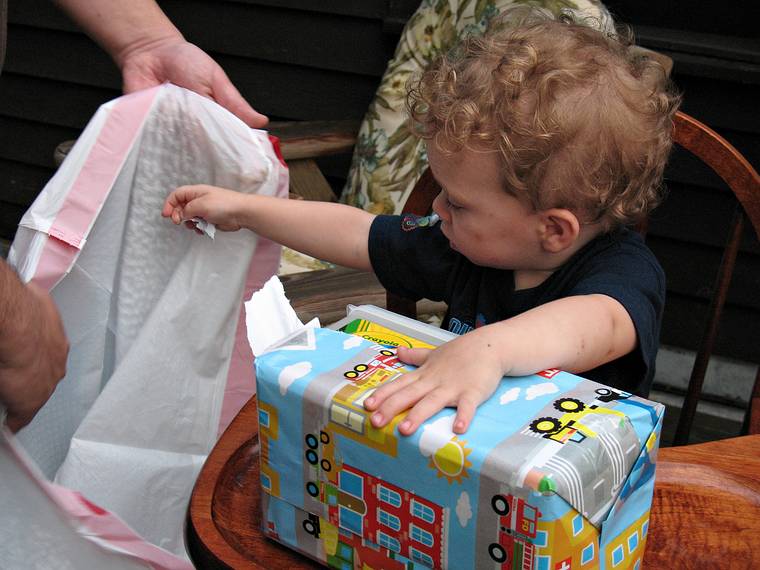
[187, 397, 760, 569]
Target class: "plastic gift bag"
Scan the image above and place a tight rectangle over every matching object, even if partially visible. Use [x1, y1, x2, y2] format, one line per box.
[5, 83, 288, 561]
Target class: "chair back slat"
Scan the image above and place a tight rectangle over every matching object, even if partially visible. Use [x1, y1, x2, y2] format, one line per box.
[673, 208, 745, 445]
[672, 111, 760, 238]
[670, 112, 760, 441]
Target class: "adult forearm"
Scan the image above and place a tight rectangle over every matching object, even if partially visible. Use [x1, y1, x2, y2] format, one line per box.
[483, 294, 637, 377]
[238, 196, 375, 271]
[0, 261, 69, 431]
[0, 261, 32, 357]
[52, 0, 183, 67]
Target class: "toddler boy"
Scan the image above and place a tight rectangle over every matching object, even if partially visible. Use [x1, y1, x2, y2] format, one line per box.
[163, 11, 679, 436]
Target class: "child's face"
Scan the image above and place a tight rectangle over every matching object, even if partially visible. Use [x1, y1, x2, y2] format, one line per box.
[427, 140, 542, 270]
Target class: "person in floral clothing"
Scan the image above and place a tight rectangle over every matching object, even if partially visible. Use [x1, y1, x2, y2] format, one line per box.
[341, 0, 615, 215]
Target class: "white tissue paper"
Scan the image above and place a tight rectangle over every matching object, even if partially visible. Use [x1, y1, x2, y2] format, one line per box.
[3, 84, 288, 565]
[245, 275, 320, 357]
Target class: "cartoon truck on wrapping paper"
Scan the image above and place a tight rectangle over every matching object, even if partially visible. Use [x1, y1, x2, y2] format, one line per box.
[342, 349, 403, 385]
[594, 387, 661, 425]
[528, 397, 627, 444]
[487, 494, 540, 569]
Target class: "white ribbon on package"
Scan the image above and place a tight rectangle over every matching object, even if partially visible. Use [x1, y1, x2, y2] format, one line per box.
[4, 84, 288, 564]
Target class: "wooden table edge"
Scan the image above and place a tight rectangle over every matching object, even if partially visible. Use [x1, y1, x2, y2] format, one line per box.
[187, 397, 262, 569]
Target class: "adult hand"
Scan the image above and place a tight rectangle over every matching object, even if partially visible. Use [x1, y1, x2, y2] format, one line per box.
[120, 39, 268, 129]
[52, 0, 267, 127]
[0, 281, 69, 432]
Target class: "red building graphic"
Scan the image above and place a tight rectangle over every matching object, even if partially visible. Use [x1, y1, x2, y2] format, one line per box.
[309, 461, 447, 569]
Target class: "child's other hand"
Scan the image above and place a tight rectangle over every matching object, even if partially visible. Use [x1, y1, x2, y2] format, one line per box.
[162, 184, 246, 231]
[363, 330, 507, 436]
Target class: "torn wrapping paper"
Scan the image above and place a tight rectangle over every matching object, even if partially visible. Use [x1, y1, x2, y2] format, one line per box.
[4, 83, 288, 563]
[189, 217, 217, 239]
[247, 278, 664, 569]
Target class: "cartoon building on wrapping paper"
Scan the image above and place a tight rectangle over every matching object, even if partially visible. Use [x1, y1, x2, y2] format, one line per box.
[304, 426, 448, 569]
[302, 512, 417, 569]
[258, 400, 281, 497]
[602, 511, 650, 570]
[531, 509, 600, 570]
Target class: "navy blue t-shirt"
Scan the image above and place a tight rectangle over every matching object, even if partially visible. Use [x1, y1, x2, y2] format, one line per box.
[368, 215, 665, 397]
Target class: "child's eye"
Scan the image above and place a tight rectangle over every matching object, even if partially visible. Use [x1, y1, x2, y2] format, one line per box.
[447, 197, 462, 211]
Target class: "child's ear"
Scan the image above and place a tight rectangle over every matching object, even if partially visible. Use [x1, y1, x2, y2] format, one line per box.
[537, 208, 581, 253]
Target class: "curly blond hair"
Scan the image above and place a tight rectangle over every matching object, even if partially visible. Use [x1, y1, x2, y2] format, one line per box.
[407, 9, 681, 227]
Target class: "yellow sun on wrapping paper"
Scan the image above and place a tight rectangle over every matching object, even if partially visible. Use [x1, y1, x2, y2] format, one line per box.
[428, 436, 473, 484]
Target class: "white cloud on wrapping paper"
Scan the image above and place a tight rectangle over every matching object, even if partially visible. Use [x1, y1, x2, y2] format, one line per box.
[418, 415, 456, 458]
[499, 386, 521, 405]
[342, 336, 363, 350]
[278, 361, 312, 395]
[526, 382, 559, 400]
[456, 492, 473, 527]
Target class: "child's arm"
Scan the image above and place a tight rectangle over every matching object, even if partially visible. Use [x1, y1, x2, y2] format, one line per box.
[364, 293, 637, 435]
[162, 185, 375, 271]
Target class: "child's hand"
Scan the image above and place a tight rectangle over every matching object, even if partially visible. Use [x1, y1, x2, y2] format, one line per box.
[363, 330, 508, 436]
[162, 184, 247, 231]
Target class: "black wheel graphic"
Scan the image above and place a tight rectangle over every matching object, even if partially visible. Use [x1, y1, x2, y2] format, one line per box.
[595, 388, 613, 397]
[306, 481, 319, 497]
[305, 433, 318, 449]
[488, 543, 507, 563]
[530, 417, 562, 435]
[380, 349, 394, 356]
[554, 397, 585, 413]
[320, 430, 331, 444]
[491, 495, 510, 516]
[321, 459, 332, 472]
[305, 449, 319, 465]
[355, 364, 368, 373]
[344, 370, 358, 379]
[303, 518, 319, 537]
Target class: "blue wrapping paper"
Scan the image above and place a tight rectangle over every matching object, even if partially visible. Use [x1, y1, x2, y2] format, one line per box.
[255, 325, 663, 570]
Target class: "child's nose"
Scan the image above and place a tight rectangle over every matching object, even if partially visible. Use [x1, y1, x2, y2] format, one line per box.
[432, 192, 449, 222]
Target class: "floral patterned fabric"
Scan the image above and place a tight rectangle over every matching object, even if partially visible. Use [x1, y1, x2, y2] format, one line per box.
[341, 0, 615, 215]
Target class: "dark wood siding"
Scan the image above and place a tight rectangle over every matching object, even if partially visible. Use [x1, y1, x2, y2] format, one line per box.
[602, 0, 760, 364]
[1, 0, 758, 363]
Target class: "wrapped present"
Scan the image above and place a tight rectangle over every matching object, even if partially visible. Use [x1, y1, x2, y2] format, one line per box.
[252, 301, 663, 570]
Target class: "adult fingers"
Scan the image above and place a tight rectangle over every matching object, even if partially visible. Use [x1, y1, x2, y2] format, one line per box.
[5, 412, 28, 433]
[212, 69, 268, 129]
